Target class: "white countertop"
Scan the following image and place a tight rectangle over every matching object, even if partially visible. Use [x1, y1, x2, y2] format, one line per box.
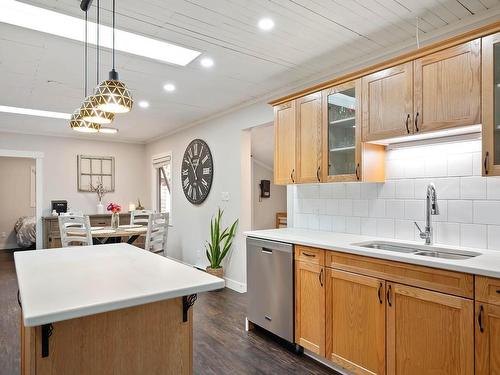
[244, 228, 500, 278]
[15, 243, 225, 327]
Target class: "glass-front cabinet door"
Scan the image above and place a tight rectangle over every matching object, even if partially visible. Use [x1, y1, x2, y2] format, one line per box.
[483, 32, 500, 176]
[322, 80, 361, 182]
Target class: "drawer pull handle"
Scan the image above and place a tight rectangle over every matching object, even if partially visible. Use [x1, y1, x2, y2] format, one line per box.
[478, 305, 484, 333]
[496, 289, 500, 294]
[317, 166, 321, 182]
[302, 252, 315, 257]
[265, 315, 272, 321]
[378, 283, 383, 304]
[261, 248, 273, 254]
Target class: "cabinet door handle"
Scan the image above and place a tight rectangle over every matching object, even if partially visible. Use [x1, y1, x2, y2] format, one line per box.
[496, 289, 500, 294]
[291, 169, 295, 183]
[355, 163, 360, 181]
[317, 166, 321, 182]
[405, 114, 410, 134]
[484, 152, 489, 175]
[378, 283, 383, 304]
[478, 304, 484, 333]
[386, 284, 392, 307]
[414, 112, 420, 132]
[319, 268, 324, 287]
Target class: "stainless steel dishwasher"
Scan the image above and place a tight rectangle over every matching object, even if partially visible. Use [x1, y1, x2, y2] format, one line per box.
[246, 237, 293, 343]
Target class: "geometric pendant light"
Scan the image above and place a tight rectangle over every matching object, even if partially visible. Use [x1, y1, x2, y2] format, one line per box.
[71, 9, 100, 133]
[80, 0, 115, 124]
[93, 0, 133, 113]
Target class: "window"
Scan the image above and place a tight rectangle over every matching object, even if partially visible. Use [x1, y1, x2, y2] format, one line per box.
[153, 154, 172, 216]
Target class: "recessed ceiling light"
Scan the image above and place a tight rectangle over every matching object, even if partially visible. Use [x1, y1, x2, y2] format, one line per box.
[0, 0, 201, 66]
[138, 101, 150, 108]
[200, 57, 214, 68]
[0, 105, 71, 119]
[258, 18, 274, 31]
[99, 126, 119, 134]
[163, 83, 176, 92]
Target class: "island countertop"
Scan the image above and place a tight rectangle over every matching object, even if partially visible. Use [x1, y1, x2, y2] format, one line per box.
[244, 228, 500, 279]
[15, 243, 225, 327]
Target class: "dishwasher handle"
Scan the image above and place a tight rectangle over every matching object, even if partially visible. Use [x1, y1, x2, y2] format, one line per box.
[261, 247, 273, 254]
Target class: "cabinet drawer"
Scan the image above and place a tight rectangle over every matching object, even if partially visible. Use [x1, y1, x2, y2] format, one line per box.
[476, 276, 500, 305]
[325, 251, 473, 298]
[90, 217, 110, 227]
[295, 246, 325, 266]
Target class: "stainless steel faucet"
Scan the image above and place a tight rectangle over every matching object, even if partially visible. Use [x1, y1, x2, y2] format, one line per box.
[414, 183, 439, 245]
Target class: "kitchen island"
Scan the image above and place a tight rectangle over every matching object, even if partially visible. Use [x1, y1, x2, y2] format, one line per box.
[15, 243, 224, 375]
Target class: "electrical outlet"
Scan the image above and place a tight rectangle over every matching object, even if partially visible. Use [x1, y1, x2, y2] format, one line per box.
[0, 232, 6, 238]
[221, 192, 230, 202]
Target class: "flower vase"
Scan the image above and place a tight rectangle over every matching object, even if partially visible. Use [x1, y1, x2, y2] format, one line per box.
[111, 212, 120, 229]
[97, 202, 104, 214]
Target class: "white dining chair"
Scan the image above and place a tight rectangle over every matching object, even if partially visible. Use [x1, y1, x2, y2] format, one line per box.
[58, 215, 93, 247]
[130, 209, 153, 226]
[145, 212, 169, 256]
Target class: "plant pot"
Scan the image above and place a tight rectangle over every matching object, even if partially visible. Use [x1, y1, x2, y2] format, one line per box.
[206, 266, 224, 279]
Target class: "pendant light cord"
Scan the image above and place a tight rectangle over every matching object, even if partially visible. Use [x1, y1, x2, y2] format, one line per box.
[96, 0, 100, 85]
[84, 10, 88, 96]
[112, 0, 115, 71]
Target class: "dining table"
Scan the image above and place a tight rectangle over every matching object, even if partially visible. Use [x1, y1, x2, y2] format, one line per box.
[89, 225, 148, 245]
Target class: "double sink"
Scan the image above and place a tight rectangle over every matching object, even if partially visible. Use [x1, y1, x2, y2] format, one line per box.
[353, 241, 480, 260]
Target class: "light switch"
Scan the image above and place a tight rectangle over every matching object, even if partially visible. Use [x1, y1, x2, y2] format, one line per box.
[221, 192, 230, 201]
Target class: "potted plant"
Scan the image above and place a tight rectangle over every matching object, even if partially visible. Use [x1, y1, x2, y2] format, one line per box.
[205, 208, 238, 279]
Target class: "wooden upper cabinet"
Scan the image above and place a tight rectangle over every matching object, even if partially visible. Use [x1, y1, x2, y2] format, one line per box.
[274, 101, 296, 184]
[295, 260, 325, 356]
[296, 92, 322, 183]
[362, 62, 414, 141]
[475, 302, 500, 375]
[482, 32, 500, 176]
[386, 283, 474, 375]
[414, 39, 481, 133]
[325, 269, 385, 375]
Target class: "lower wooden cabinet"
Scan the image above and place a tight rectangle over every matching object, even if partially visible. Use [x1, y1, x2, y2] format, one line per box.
[294, 260, 325, 356]
[325, 269, 385, 375]
[475, 302, 500, 375]
[386, 283, 474, 375]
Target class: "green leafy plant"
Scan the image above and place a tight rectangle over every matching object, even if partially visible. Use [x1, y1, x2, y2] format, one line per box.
[206, 208, 238, 269]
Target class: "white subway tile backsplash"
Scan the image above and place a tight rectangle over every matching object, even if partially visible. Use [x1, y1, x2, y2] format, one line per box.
[461, 177, 486, 199]
[361, 218, 377, 236]
[460, 224, 487, 249]
[448, 200, 473, 223]
[292, 139, 496, 251]
[474, 201, 500, 225]
[377, 218, 395, 238]
[488, 225, 500, 251]
[448, 153, 473, 176]
[436, 222, 460, 246]
[369, 199, 386, 218]
[487, 177, 500, 200]
[404, 200, 425, 220]
[386, 200, 405, 218]
[346, 217, 361, 234]
[353, 200, 369, 217]
[395, 180, 415, 199]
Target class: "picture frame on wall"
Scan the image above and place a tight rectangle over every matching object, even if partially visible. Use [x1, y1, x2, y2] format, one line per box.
[77, 155, 115, 192]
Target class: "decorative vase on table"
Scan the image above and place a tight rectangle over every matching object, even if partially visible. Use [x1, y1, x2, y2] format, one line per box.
[107, 203, 122, 230]
[96, 202, 104, 214]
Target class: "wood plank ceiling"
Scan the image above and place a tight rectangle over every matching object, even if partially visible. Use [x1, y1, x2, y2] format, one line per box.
[1, 0, 499, 142]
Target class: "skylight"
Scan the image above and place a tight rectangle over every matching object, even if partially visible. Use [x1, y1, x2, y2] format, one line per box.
[0, 105, 72, 119]
[0, 0, 201, 66]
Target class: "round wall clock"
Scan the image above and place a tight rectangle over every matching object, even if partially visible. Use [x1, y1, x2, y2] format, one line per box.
[181, 139, 213, 205]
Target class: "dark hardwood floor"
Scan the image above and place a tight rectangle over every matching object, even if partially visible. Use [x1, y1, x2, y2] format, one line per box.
[0, 251, 337, 375]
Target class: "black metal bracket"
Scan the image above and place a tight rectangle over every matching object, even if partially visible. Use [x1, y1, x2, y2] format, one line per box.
[80, 0, 93, 11]
[41, 324, 54, 358]
[182, 294, 197, 322]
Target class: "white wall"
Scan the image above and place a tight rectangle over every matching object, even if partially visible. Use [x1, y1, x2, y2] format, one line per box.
[146, 102, 273, 291]
[252, 160, 287, 230]
[291, 138, 500, 251]
[0, 132, 149, 216]
[0, 157, 35, 249]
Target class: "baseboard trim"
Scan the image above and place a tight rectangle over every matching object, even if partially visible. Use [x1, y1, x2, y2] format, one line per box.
[191, 263, 247, 293]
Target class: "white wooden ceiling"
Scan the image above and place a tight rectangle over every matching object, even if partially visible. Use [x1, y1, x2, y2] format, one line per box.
[1, 0, 500, 142]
